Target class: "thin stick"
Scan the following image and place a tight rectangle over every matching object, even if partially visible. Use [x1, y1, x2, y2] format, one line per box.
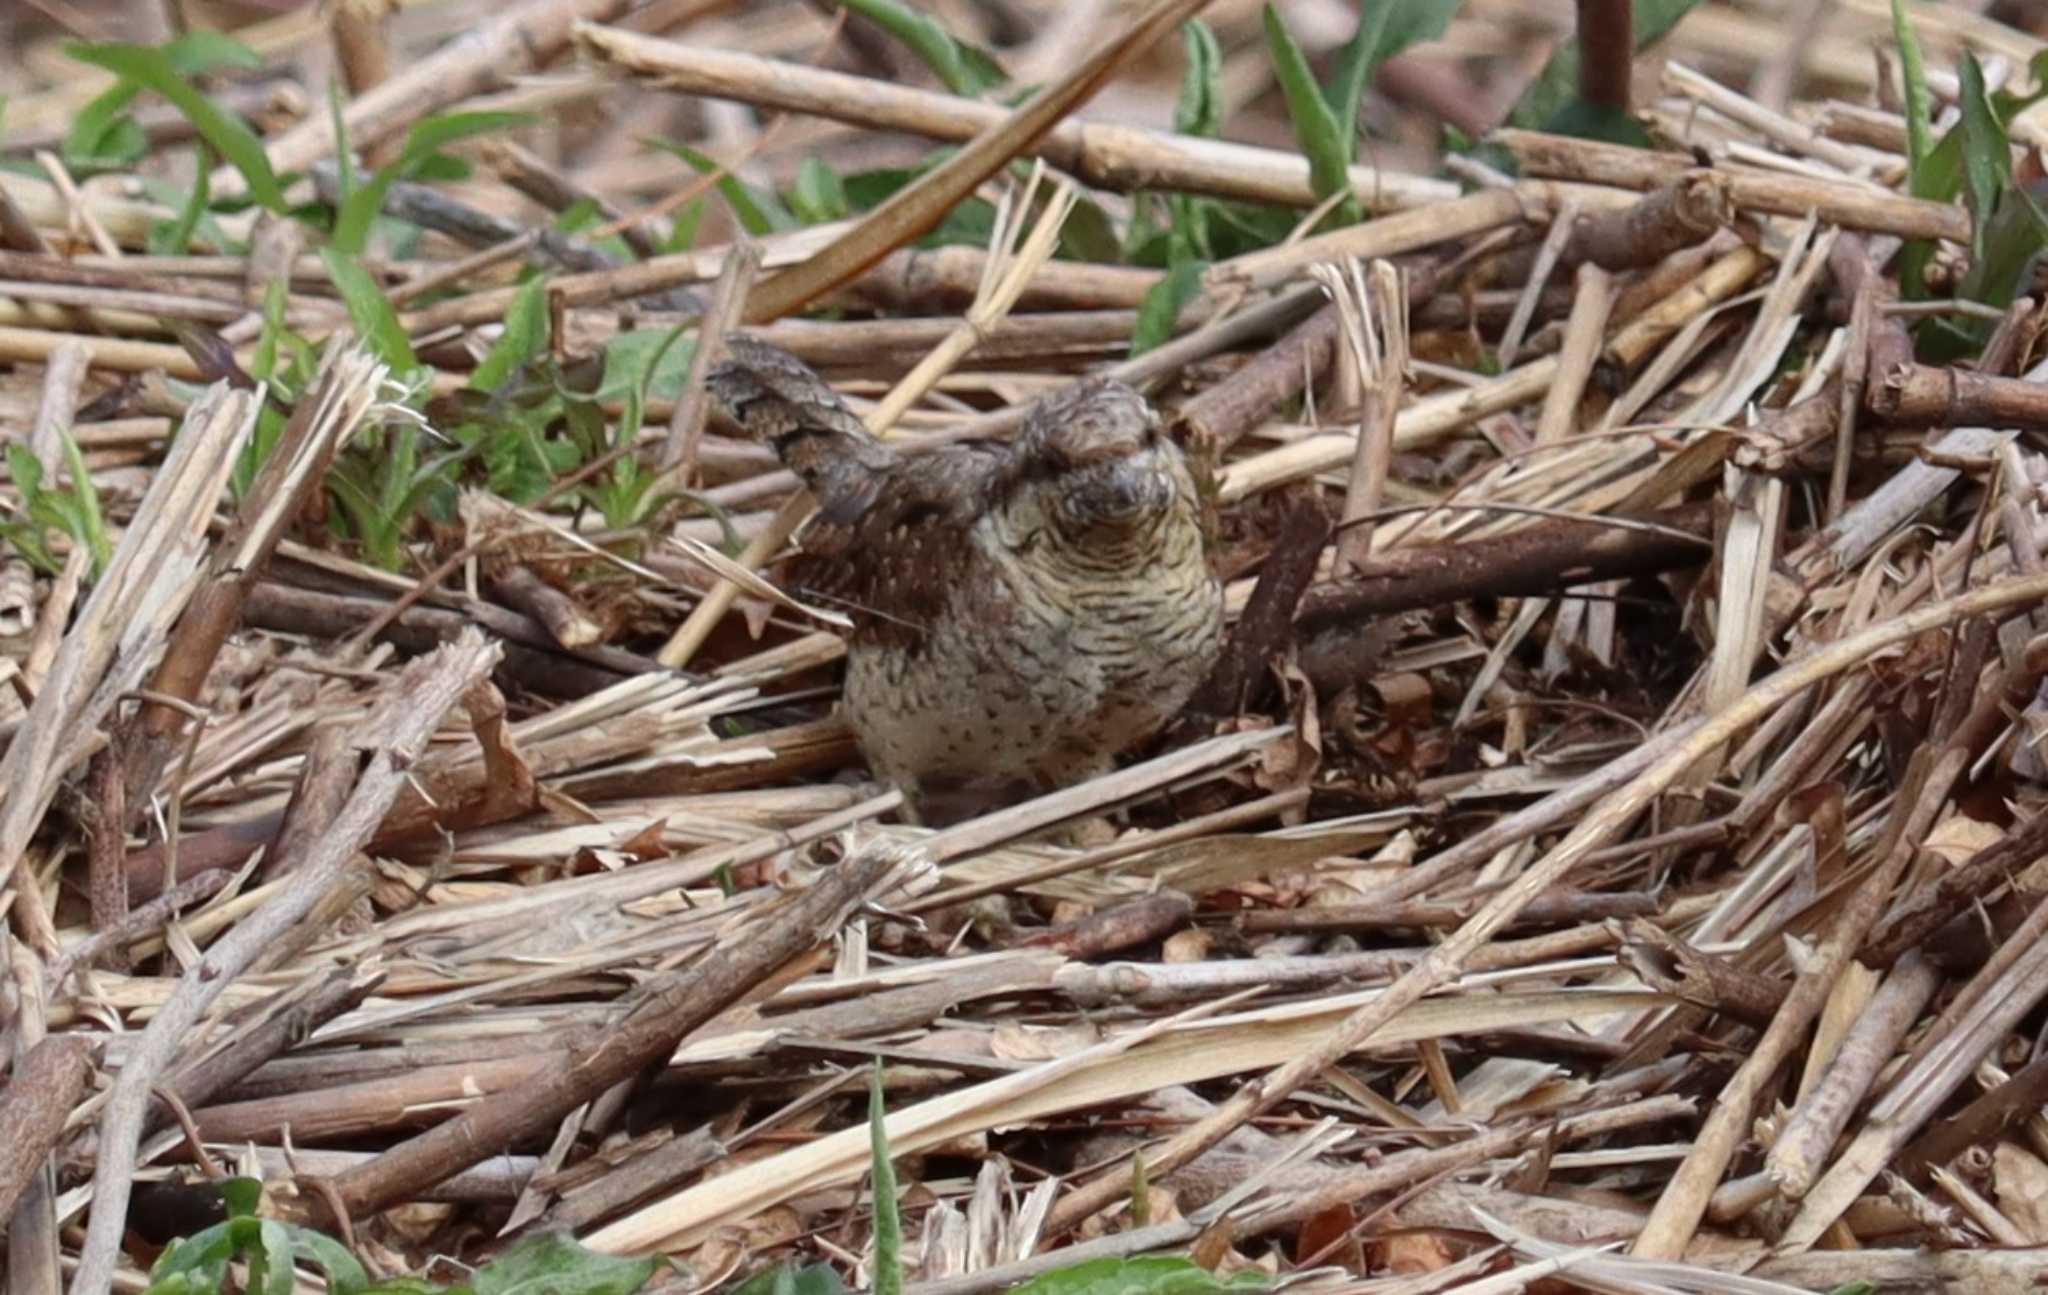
[656, 173, 1078, 668]
[1040, 568, 2048, 1235]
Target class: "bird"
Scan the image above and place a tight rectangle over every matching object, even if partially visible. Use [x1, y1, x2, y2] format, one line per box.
[708, 337, 1223, 825]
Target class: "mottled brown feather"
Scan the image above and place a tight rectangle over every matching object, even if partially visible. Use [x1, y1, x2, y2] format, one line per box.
[709, 336, 1223, 823]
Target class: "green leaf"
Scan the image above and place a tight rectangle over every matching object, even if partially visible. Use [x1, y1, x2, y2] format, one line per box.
[727, 1265, 846, 1295]
[1008, 1257, 1268, 1295]
[1130, 259, 1206, 357]
[58, 428, 111, 576]
[151, 139, 213, 255]
[1959, 185, 2048, 312]
[1261, 4, 1355, 223]
[663, 196, 706, 252]
[790, 157, 849, 225]
[7, 445, 43, 497]
[599, 327, 695, 405]
[836, 0, 1007, 96]
[1173, 20, 1224, 139]
[246, 1220, 297, 1295]
[1957, 52, 2010, 261]
[321, 246, 418, 374]
[284, 1227, 370, 1295]
[869, 1063, 902, 1295]
[471, 276, 550, 392]
[161, 30, 264, 73]
[333, 110, 534, 255]
[648, 139, 797, 236]
[470, 1232, 658, 1295]
[1542, 98, 1653, 147]
[1892, 0, 1936, 197]
[65, 83, 146, 169]
[66, 42, 286, 211]
[1326, 0, 1459, 150]
[1059, 196, 1122, 263]
[148, 1221, 239, 1291]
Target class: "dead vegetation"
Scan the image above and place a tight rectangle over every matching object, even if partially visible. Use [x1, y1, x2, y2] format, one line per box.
[5, 0, 2048, 1292]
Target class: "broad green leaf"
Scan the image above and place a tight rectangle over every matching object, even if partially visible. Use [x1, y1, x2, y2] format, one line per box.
[1960, 186, 2048, 311]
[1130, 259, 1207, 357]
[1174, 21, 1224, 139]
[245, 1219, 296, 1295]
[727, 1265, 846, 1295]
[1262, 4, 1355, 221]
[1957, 53, 2010, 261]
[8, 445, 43, 496]
[67, 31, 258, 171]
[285, 1226, 370, 1295]
[321, 246, 418, 373]
[333, 110, 533, 254]
[1892, 0, 1936, 196]
[1542, 98, 1654, 147]
[67, 42, 285, 210]
[1009, 1257, 1268, 1295]
[647, 139, 797, 236]
[836, 0, 1007, 96]
[599, 328, 695, 405]
[870, 1064, 902, 1295]
[147, 1221, 239, 1289]
[469, 1232, 658, 1295]
[471, 277, 550, 392]
[1059, 196, 1122, 263]
[161, 30, 264, 72]
[791, 157, 849, 225]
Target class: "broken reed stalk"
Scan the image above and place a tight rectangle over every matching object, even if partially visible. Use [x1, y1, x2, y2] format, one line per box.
[657, 171, 1077, 668]
[323, 840, 914, 1218]
[0, 383, 259, 923]
[70, 634, 502, 1295]
[574, 24, 1458, 213]
[733, 0, 1211, 325]
[1039, 568, 2048, 1236]
[1313, 258, 1407, 573]
[118, 343, 388, 821]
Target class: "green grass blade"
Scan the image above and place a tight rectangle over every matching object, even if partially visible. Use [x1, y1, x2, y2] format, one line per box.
[151, 140, 213, 254]
[66, 41, 286, 211]
[837, 0, 1007, 96]
[470, 276, 550, 392]
[645, 139, 797, 236]
[321, 246, 418, 373]
[1174, 20, 1224, 138]
[1262, 3, 1354, 220]
[869, 1063, 902, 1295]
[1327, 0, 1459, 150]
[332, 110, 534, 255]
[59, 429, 111, 576]
[1891, 0, 1935, 196]
[1130, 259, 1206, 357]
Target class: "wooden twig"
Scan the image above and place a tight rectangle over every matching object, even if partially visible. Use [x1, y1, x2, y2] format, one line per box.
[70, 633, 502, 1295]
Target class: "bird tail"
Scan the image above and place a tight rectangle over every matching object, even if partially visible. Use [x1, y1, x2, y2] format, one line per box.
[707, 338, 894, 503]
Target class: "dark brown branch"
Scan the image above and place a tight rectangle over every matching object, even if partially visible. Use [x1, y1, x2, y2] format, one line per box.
[323, 841, 910, 1217]
[1868, 361, 2048, 432]
[0, 1035, 96, 1221]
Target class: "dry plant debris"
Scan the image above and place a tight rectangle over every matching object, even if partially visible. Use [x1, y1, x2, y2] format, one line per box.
[5, 0, 2048, 1292]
